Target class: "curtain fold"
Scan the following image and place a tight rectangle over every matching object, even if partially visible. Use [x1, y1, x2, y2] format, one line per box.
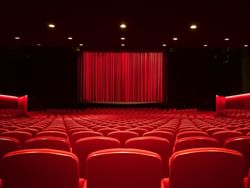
[79, 52, 163, 103]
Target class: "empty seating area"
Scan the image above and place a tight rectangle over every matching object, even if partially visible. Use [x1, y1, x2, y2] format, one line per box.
[0, 108, 250, 187]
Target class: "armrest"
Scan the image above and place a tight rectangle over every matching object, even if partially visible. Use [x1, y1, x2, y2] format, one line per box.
[161, 178, 169, 188]
[79, 178, 86, 188]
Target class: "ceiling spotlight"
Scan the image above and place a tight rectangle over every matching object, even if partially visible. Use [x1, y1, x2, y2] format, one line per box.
[48, 24, 55, 28]
[120, 37, 126, 40]
[162, 43, 167, 47]
[79, 43, 84, 46]
[224, 38, 230, 41]
[120, 23, 127, 29]
[244, 44, 248, 48]
[203, 44, 208, 47]
[36, 43, 41, 46]
[14, 36, 20, 40]
[67, 37, 73, 40]
[173, 37, 178, 41]
[121, 43, 125, 47]
[190, 24, 198, 30]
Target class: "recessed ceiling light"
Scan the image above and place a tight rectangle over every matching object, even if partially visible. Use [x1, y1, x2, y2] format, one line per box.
[203, 44, 208, 47]
[48, 24, 55, 28]
[120, 23, 127, 29]
[190, 24, 198, 30]
[224, 38, 230, 41]
[244, 44, 248, 48]
[120, 37, 126, 40]
[68, 37, 73, 40]
[162, 43, 167, 47]
[14, 36, 20, 40]
[121, 43, 125, 47]
[173, 37, 178, 41]
[79, 43, 84, 46]
[36, 43, 41, 46]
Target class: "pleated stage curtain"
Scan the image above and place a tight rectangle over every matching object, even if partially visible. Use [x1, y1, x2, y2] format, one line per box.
[78, 52, 164, 103]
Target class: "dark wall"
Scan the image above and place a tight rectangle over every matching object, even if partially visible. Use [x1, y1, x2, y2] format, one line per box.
[0, 47, 246, 110]
[0, 48, 78, 110]
[167, 48, 242, 110]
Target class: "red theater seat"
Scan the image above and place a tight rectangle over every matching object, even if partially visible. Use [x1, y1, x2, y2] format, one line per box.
[97, 128, 119, 136]
[176, 131, 208, 138]
[164, 147, 245, 188]
[0, 149, 84, 188]
[36, 131, 68, 139]
[71, 131, 103, 144]
[86, 148, 163, 188]
[125, 136, 172, 177]
[0, 136, 20, 159]
[25, 136, 71, 151]
[107, 130, 139, 146]
[174, 136, 219, 152]
[73, 136, 120, 178]
[212, 131, 243, 145]
[1, 131, 32, 146]
[224, 136, 250, 176]
[144, 131, 175, 146]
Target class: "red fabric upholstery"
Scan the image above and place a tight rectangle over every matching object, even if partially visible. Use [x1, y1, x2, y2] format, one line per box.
[125, 136, 172, 177]
[1, 131, 32, 145]
[73, 136, 120, 178]
[71, 131, 103, 144]
[24, 136, 71, 151]
[107, 130, 139, 146]
[167, 147, 245, 188]
[36, 131, 68, 139]
[0, 149, 83, 188]
[86, 148, 163, 188]
[174, 136, 219, 152]
[224, 136, 250, 176]
[0, 136, 20, 159]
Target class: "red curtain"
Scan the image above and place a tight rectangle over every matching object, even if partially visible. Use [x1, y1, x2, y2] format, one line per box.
[78, 52, 163, 103]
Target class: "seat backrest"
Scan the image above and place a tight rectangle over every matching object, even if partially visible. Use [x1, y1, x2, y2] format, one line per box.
[1, 131, 32, 145]
[36, 131, 68, 139]
[73, 136, 120, 178]
[86, 148, 162, 188]
[224, 136, 250, 176]
[174, 136, 219, 152]
[0, 136, 20, 159]
[107, 131, 139, 146]
[125, 136, 172, 177]
[24, 136, 71, 151]
[0, 149, 80, 188]
[71, 131, 103, 144]
[143, 131, 175, 146]
[177, 131, 208, 138]
[212, 131, 243, 145]
[169, 147, 245, 188]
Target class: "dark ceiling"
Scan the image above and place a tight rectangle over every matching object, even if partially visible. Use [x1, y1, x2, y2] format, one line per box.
[0, 0, 249, 49]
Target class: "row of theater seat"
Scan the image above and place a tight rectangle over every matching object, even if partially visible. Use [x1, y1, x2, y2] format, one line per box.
[0, 112, 250, 178]
[0, 109, 250, 188]
[0, 147, 248, 188]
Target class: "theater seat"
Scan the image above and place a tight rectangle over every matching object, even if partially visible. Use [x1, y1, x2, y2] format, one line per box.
[36, 130, 68, 139]
[164, 147, 245, 188]
[174, 136, 219, 152]
[143, 131, 175, 146]
[1, 131, 32, 146]
[86, 148, 164, 188]
[212, 131, 243, 145]
[224, 136, 250, 176]
[0, 149, 84, 188]
[71, 131, 103, 144]
[125, 136, 172, 177]
[24, 136, 71, 151]
[107, 130, 139, 146]
[0, 136, 20, 160]
[73, 136, 120, 178]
